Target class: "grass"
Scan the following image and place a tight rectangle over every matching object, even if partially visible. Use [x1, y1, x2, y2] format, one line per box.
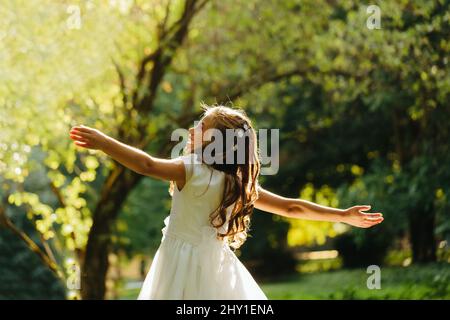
[117, 263, 450, 300]
[262, 263, 450, 299]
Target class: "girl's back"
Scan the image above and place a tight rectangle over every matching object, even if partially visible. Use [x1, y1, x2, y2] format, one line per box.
[163, 152, 229, 246]
[137, 152, 268, 300]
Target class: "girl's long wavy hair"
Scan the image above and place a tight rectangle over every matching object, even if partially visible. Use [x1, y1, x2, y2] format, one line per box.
[170, 104, 261, 250]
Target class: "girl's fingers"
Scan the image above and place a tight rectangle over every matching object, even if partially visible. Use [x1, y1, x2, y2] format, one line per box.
[363, 212, 383, 217]
[364, 220, 384, 228]
[70, 134, 89, 143]
[70, 130, 91, 138]
[71, 125, 92, 133]
[358, 216, 384, 227]
[361, 223, 375, 228]
[69, 133, 84, 140]
[74, 141, 92, 148]
[364, 217, 384, 222]
[357, 205, 371, 211]
[361, 223, 371, 228]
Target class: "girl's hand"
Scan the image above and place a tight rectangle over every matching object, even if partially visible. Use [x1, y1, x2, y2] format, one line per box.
[341, 205, 384, 228]
[69, 125, 108, 150]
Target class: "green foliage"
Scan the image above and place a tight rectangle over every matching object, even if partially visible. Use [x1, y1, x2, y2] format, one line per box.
[118, 264, 450, 300]
[288, 183, 345, 247]
[245, 0, 450, 267]
[0, 1, 127, 288]
[116, 178, 172, 257]
[1, 0, 449, 297]
[239, 210, 298, 278]
[334, 231, 392, 268]
[0, 215, 65, 299]
[261, 264, 450, 300]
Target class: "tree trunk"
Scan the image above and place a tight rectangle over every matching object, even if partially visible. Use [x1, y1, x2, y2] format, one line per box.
[81, 166, 142, 299]
[409, 207, 437, 264]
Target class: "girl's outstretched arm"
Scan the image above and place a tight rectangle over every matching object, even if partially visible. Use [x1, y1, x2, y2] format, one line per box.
[255, 186, 383, 228]
[69, 125, 186, 185]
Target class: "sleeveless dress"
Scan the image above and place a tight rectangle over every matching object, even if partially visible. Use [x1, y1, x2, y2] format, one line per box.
[137, 153, 268, 300]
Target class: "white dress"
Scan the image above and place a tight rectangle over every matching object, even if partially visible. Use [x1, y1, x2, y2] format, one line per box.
[137, 153, 268, 300]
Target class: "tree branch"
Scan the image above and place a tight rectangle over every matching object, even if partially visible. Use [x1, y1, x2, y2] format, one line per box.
[215, 66, 363, 104]
[134, 0, 204, 114]
[49, 180, 84, 263]
[112, 59, 128, 108]
[0, 196, 61, 277]
[157, 0, 173, 41]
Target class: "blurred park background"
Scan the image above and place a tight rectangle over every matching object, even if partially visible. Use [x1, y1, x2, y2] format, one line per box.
[0, 0, 449, 300]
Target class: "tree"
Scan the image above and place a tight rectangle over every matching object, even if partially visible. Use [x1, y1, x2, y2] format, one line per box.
[3, 0, 448, 301]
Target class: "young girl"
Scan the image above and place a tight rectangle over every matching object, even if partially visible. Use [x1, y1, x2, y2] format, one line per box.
[69, 104, 383, 300]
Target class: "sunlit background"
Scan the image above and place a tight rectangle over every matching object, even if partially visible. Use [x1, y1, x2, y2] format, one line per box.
[0, 0, 449, 300]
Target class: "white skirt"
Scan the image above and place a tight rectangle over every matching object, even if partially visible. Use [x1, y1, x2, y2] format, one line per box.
[137, 217, 268, 300]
